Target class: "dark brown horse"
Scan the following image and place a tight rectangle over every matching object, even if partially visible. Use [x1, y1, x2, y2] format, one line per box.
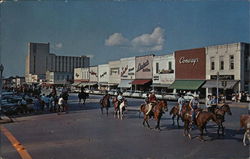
[169, 105, 181, 128]
[182, 109, 219, 141]
[140, 100, 168, 130]
[100, 94, 110, 116]
[211, 104, 232, 136]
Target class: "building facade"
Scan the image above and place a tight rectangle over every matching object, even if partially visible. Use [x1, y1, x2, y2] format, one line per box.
[46, 71, 73, 85]
[98, 64, 110, 90]
[152, 53, 175, 91]
[108, 60, 121, 86]
[170, 48, 206, 95]
[25, 42, 89, 83]
[204, 42, 250, 97]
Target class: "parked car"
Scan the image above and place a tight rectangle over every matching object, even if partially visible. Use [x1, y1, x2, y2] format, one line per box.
[163, 93, 180, 101]
[123, 90, 133, 97]
[131, 91, 143, 98]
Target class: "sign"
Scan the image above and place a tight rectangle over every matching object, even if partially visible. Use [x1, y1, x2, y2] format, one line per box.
[153, 76, 159, 80]
[128, 67, 134, 72]
[121, 65, 128, 77]
[159, 69, 174, 74]
[211, 75, 234, 80]
[136, 60, 149, 72]
[179, 57, 199, 66]
[100, 72, 107, 78]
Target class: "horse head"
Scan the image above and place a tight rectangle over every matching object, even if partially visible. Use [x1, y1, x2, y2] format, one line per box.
[158, 100, 168, 112]
[221, 104, 232, 115]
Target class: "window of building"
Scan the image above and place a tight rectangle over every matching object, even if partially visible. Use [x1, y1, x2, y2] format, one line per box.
[210, 57, 215, 70]
[168, 62, 172, 70]
[219, 56, 224, 70]
[229, 55, 234, 70]
[156, 63, 159, 73]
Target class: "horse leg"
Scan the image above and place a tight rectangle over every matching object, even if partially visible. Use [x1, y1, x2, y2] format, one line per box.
[221, 124, 225, 136]
[187, 122, 192, 139]
[177, 116, 180, 128]
[101, 107, 104, 115]
[155, 119, 161, 131]
[217, 124, 221, 136]
[172, 115, 175, 126]
[145, 116, 150, 128]
[106, 107, 109, 117]
[199, 126, 205, 141]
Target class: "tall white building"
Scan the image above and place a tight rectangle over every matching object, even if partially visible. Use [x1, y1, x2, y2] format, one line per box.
[203, 42, 250, 95]
[25, 42, 90, 83]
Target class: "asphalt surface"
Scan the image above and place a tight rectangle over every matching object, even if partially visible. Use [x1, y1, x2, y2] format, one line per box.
[1, 94, 249, 159]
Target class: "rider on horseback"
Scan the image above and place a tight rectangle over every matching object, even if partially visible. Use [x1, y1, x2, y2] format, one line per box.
[117, 92, 124, 108]
[146, 91, 157, 115]
[189, 96, 200, 125]
[177, 94, 185, 116]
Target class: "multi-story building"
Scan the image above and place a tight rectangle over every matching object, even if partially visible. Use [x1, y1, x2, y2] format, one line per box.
[98, 64, 110, 90]
[203, 42, 250, 97]
[25, 42, 89, 84]
[152, 53, 175, 92]
[170, 48, 206, 96]
[118, 57, 136, 91]
[133, 54, 154, 91]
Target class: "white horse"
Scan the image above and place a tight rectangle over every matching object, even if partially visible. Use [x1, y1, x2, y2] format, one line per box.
[114, 100, 127, 120]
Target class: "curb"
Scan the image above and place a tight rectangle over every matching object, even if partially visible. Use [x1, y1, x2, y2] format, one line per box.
[0, 116, 14, 124]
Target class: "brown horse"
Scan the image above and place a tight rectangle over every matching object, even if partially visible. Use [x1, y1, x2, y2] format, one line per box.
[211, 104, 232, 136]
[100, 94, 110, 116]
[240, 114, 250, 146]
[182, 110, 219, 141]
[140, 100, 168, 130]
[169, 105, 181, 128]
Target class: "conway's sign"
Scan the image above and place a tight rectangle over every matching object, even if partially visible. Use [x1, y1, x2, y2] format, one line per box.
[179, 57, 199, 66]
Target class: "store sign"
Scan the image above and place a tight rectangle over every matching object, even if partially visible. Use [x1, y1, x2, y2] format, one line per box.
[159, 69, 174, 74]
[128, 67, 134, 72]
[179, 57, 199, 66]
[75, 73, 79, 77]
[153, 76, 159, 80]
[121, 65, 128, 77]
[210, 75, 234, 80]
[110, 68, 119, 75]
[100, 72, 107, 78]
[90, 71, 98, 77]
[136, 60, 149, 72]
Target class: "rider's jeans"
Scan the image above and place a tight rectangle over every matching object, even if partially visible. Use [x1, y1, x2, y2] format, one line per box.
[146, 103, 153, 115]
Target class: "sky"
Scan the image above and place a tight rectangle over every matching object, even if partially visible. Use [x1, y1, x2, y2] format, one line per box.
[0, 0, 249, 77]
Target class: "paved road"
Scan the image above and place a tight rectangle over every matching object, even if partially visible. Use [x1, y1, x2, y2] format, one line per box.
[1, 94, 249, 159]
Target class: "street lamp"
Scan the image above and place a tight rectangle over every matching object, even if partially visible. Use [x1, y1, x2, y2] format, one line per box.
[0, 64, 4, 120]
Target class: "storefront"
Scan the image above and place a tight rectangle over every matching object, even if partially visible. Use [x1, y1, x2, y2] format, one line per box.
[204, 42, 250, 99]
[119, 57, 136, 91]
[88, 66, 98, 90]
[108, 60, 121, 89]
[170, 48, 206, 96]
[133, 55, 154, 91]
[74, 67, 89, 85]
[152, 54, 175, 93]
[98, 64, 110, 91]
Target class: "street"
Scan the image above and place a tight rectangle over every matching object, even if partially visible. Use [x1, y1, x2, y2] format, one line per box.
[1, 94, 249, 159]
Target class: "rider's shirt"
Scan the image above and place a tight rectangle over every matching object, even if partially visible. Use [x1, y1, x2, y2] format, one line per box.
[190, 99, 199, 109]
[178, 97, 185, 107]
[58, 97, 64, 105]
[149, 94, 157, 103]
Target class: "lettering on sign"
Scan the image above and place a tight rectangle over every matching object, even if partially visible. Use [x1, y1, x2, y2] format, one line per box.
[75, 73, 79, 77]
[100, 72, 107, 78]
[210, 75, 234, 80]
[128, 67, 134, 72]
[136, 60, 149, 72]
[90, 71, 98, 77]
[143, 68, 151, 72]
[159, 69, 174, 74]
[121, 65, 128, 77]
[128, 73, 134, 75]
[179, 57, 199, 66]
[110, 68, 119, 75]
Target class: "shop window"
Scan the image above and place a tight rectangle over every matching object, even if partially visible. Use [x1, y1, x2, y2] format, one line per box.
[156, 63, 159, 73]
[219, 56, 224, 70]
[229, 55, 234, 70]
[210, 57, 215, 70]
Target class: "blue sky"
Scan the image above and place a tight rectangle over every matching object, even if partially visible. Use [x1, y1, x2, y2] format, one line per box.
[0, 0, 249, 77]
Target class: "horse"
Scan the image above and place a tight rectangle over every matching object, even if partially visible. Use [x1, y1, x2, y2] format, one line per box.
[240, 114, 250, 146]
[112, 97, 127, 120]
[169, 105, 181, 128]
[182, 104, 220, 141]
[100, 94, 111, 116]
[78, 91, 88, 105]
[211, 104, 232, 136]
[140, 100, 168, 130]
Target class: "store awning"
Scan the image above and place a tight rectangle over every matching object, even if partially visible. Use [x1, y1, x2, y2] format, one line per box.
[118, 80, 133, 88]
[169, 80, 205, 90]
[78, 83, 87, 87]
[202, 80, 239, 89]
[151, 83, 171, 88]
[131, 79, 152, 85]
[72, 83, 80, 86]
